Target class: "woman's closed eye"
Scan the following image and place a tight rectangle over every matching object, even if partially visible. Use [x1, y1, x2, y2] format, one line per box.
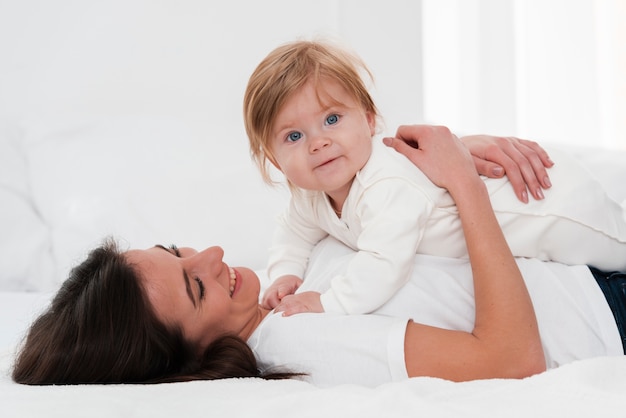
[195, 277, 206, 300]
[165, 244, 205, 303]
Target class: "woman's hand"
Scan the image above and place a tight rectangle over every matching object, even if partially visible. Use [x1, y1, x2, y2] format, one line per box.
[383, 125, 478, 193]
[383, 125, 554, 203]
[460, 134, 554, 203]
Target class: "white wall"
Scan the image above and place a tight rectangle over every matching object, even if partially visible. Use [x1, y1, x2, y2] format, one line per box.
[1, 0, 622, 150]
[422, 0, 626, 149]
[0, 0, 422, 142]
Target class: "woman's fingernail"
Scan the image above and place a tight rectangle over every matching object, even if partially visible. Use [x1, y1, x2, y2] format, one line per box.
[492, 167, 504, 176]
[521, 190, 529, 203]
[536, 188, 545, 199]
[544, 176, 552, 188]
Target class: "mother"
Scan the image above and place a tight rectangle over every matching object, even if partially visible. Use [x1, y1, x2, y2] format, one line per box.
[12, 126, 624, 386]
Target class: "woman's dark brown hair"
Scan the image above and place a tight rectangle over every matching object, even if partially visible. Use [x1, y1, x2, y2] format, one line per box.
[12, 238, 296, 385]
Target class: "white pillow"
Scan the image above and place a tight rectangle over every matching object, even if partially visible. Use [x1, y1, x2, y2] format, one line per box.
[11, 114, 288, 291]
[0, 121, 55, 291]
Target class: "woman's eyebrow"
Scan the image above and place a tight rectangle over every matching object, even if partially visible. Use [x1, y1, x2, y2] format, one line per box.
[154, 245, 197, 308]
[154, 244, 173, 254]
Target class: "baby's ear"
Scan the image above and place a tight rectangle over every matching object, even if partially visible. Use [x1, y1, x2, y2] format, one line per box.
[366, 111, 376, 136]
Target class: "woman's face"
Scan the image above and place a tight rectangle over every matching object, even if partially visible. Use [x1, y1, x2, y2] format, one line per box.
[125, 245, 265, 351]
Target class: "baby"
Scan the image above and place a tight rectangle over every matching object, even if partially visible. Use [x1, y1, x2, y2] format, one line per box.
[243, 39, 626, 315]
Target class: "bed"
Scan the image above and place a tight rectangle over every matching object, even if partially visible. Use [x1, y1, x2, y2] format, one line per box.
[1, 114, 626, 417]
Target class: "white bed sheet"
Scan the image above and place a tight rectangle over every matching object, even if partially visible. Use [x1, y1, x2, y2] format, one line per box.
[2, 277, 626, 417]
[2, 347, 626, 417]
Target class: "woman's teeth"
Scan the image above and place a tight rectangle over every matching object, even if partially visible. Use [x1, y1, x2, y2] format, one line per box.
[229, 267, 237, 296]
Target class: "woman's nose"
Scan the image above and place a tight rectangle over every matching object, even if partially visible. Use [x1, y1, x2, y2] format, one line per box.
[182, 246, 224, 280]
[198, 246, 224, 262]
[188, 246, 224, 271]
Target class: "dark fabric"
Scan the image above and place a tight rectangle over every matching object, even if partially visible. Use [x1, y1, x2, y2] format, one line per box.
[591, 266, 626, 354]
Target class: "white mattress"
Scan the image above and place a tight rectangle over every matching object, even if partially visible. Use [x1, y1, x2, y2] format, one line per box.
[2, 275, 626, 417]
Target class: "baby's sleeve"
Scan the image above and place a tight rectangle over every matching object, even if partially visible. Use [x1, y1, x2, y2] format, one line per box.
[267, 197, 329, 282]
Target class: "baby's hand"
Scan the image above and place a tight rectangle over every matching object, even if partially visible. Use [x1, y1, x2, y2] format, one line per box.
[275, 291, 324, 316]
[261, 275, 303, 309]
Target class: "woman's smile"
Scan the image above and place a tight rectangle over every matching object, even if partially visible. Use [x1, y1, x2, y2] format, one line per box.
[124, 245, 268, 351]
[229, 266, 241, 297]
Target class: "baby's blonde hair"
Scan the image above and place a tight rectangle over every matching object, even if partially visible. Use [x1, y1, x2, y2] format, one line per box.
[243, 39, 380, 184]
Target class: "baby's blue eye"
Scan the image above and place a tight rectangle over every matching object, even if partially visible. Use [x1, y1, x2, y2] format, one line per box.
[287, 131, 302, 142]
[326, 114, 339, 125]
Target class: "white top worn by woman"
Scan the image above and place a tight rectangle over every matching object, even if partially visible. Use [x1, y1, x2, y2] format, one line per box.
[249, 237, 623, 388]
[268, 140, 626, 315]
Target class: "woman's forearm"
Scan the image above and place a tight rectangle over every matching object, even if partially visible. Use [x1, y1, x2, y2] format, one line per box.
[387, 125, 545, 380]
[451, 178, 545, 375]
[449, 176, 544, 378]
